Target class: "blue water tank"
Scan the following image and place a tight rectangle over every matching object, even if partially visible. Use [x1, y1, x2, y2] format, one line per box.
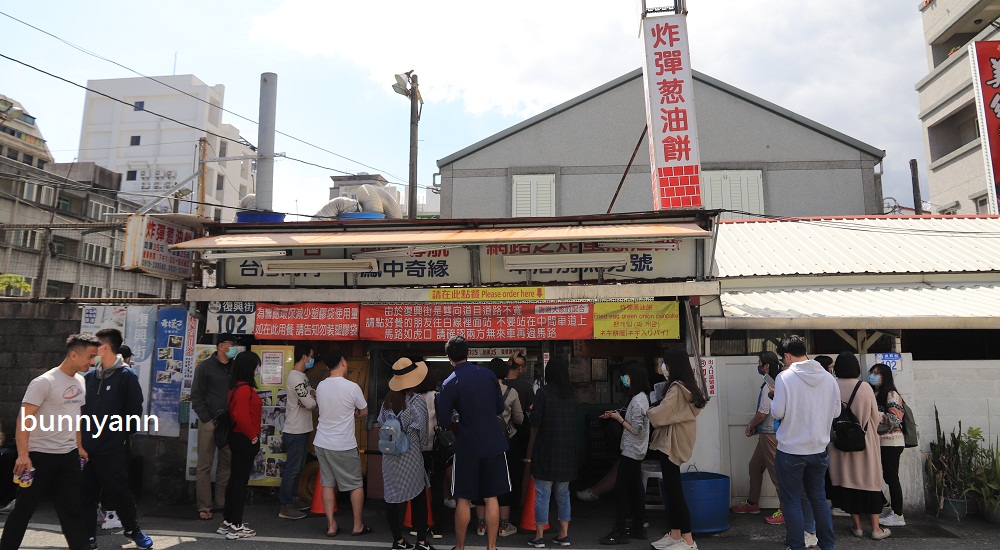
[234, 211, 286, 223]
[339, 212, 386, 220]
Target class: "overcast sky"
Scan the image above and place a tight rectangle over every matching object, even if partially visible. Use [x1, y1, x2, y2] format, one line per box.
[1, 1, 929, 218]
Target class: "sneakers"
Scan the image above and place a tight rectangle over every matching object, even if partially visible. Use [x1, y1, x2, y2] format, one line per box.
[430, 527, 443, 539]
[576, 489, 599, 501]
[216, 520, 233, 535]
[101, 510, 122, 530]
[804, 532, 818, 548]
[879, 512, 906, 527]
[292, 498, 311, 511]
[279, 504, 307, 520]
[599, 530, 628, 545]
[764, 510, 785, 525]
[499, 521, 518, 537]
[552, 535, 571, 546]
[443, 497, 457, 509]
[415, 543, 437, 550]
[124, 528, 154, 549]
[476, 519, 486, 536]
[392, 540, 415, 550]
[87, 537, 98, 550]
[226, 522, 256, 540]
[730, 500, 761, 514]
[871, 528, 891, 541]
[0, 499, 15, 514]
[651, 534, 685, 549]
[527, 538, 546, 548]
[850, 527, 863, 538]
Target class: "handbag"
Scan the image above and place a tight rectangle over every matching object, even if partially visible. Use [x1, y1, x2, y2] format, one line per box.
[900, 395, 919, 448]
[212, 385, 239, 449]
[433, 426, 455, 457]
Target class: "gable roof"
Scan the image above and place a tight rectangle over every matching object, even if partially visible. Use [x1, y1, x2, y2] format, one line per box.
[438, 69, 885, 167]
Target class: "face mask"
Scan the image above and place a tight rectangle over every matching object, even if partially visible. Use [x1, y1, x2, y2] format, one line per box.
[305, 358, 315, 370]
[757, 363, 766, 376]
[868, 373, 881, 386]
[620, 374, 631, 388]
[93, 356, 102, 369]
[225, 347, 239, 359]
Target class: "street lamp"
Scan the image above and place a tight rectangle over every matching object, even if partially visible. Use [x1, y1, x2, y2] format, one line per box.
[392, 71, 423, 219]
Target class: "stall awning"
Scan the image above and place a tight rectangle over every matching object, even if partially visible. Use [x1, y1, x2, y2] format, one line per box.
[701, 283, 1000, 330]
[171, 222, 711, 251]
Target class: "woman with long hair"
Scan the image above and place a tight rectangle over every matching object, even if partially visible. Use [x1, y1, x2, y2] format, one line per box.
[218, 351, 262, 540]
[599, 362, 650, 545]
[732, 351, 786, 525]
[380, 358, 433, 550]
[527, 356, 578, 547]
[868, 363, 906, 528]
[648, 347, 707, 550]
[414, 366, 444, 540]
[828, 353, 889, 540]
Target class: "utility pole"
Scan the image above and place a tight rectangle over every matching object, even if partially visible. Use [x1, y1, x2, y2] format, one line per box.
[407, 73, 419, 219]
[909, 159, 923, 215]
[257, 72, 277, 211]
[196, 137, 207, 217]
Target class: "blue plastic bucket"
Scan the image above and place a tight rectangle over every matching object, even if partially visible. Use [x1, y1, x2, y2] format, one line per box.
[234, 211, 285, 223]
[339, 212, 385, 219]
[658, 472, 730, 533]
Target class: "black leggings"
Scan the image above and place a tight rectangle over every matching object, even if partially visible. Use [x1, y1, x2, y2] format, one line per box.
[659, 455, 691, 534]
[880, 446, 904, 516]
[386, 488, 428, 543]
[613, 455, 645, 532]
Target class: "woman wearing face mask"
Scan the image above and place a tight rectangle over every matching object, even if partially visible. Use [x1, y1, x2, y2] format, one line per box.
[868, 363, 906, 528]
[647, 348, 707, 550]
[599, 362, 650, 545]
[731, 351, 786, 526]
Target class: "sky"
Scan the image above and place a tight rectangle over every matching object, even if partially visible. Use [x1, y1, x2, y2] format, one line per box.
[1, 1, 930, 219]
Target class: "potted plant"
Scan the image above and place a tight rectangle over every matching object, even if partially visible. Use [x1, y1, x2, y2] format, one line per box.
[924, 406, 984, 520]
[972, 440, 1000, 524]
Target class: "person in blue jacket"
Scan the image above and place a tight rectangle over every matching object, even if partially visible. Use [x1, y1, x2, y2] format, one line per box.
[81, 328, 152, 549]
[435, 336, 509, 550]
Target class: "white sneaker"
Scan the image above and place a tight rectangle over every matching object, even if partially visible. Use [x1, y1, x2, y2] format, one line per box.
[226, 522, 256, 539]
[216, 520, 233, 535]
[879, 512, 906, 527]
[575, 489, 598, 501]
[101, 510, 122, 529]
[443, 497, 457, 509]
[651, 534, 686, 549]
[0, 500, 15, 514]
[804, 532, 818, 548]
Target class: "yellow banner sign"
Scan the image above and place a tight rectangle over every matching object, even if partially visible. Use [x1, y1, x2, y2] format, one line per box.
[594, 301, 680, 340]
[429, 287, 545, 301]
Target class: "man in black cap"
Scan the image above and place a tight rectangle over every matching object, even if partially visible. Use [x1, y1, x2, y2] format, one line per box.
[190, 334, 238, 520]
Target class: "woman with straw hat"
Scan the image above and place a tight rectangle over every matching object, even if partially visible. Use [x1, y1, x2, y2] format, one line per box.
[380, 358, 434, 550]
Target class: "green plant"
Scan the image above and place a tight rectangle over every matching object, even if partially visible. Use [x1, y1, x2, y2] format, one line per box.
[972, 439, 1000, 513]
[924, 406, 985, 512]
[0, 274, 30, 295]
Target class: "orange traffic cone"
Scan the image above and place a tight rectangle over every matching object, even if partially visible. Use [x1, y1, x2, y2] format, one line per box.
[403, 490, 434, 529]
[310, 468, 337, 514]
[519, 477, 549, 532]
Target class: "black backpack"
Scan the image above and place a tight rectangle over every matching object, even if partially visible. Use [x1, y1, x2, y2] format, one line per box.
[213, 384, 240, 449]
[831, 381, 867, 452]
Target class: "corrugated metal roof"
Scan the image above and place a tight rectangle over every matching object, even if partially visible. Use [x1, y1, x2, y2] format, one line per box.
[713, 216, 1000, 278]
[703, 283, 1000, 330]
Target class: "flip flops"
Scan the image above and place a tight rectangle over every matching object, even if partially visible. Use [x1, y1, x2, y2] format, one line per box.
[198, 510, 213, 520]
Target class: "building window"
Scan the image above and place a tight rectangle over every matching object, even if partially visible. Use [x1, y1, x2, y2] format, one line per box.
[87, 201, 115, 220]
[216, 174, 225, 192]
[213, 208, 222, 222]
[511, 174, 556, 217]
[702, 170, 765, 220]
[80, 285, 104, 299]
[22, 154, 33, 166]
[6, 148, 18, 161]
[3, 276, 32, 297]
[10, 230, 41, 250]
[46, 281, 64, 298]
[239, 184, 247, 198]
[126, 170, 137, 181]
[927, 104, 979, 162]
[57, 196, 72, 212]
[50, 237, 68, 257]
[975, 195, 990, 215]
[219, 141, 227, 157]
[36, 159, 45, 170]
[130, 135, 141, 146]
[134, 101, 144, 111]
[84, 243, 110, 264]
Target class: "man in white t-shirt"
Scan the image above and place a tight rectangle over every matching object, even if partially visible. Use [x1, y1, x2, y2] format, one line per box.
[313, 350, 369, 537]
[1, 334, 98, 550]
[277, 343, 317, 520]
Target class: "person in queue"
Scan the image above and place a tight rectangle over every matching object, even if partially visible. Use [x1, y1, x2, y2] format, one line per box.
[217, 351, 262, 540]
[504, 352, 533, 507]
[473, 358, 522, 538]
[190, 334, 238, 520]
[414, 365, 444, 540]
[278, 343, 317, 520]
[869, 363, 906, 528]
[599, 362, 649, 545]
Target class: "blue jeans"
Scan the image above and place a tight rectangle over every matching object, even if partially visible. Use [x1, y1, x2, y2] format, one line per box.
[775, 450, 834, 550]
[279, 432, 309, 506]
[534, 479, 571, 525]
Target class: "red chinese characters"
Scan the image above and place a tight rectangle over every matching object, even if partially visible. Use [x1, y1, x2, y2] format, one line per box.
[359, 303, 594, 342]
[254, 303, 360, 340]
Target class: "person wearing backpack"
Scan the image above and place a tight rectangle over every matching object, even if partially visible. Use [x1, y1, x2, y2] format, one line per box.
[771, 336, 840, 550]
[217, 351, 262, 540]
[828, 353, 889, 541]
[868, 363, 906, 528]
[379, 358, 434, 550]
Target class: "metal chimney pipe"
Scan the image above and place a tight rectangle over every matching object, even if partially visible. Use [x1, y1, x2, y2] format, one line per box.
[909, 159, 923, 215]
[257, 72, 277, 211]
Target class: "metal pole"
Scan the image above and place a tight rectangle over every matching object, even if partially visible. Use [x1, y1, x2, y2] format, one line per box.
[257, 72, 278, 212]
[909, 159, 923, 214]
[408, 74, 419, 219]
[196, 137, 207, 217]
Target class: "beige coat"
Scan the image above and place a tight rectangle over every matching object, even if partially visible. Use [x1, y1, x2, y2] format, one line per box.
[827, 379, 882, 491]
[648, 382, 701, 466]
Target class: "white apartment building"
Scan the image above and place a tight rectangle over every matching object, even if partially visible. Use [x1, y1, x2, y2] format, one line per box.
[916, 0, 1000, 214]
[78, 75, 255, 222]
[0, 94, 53, 171]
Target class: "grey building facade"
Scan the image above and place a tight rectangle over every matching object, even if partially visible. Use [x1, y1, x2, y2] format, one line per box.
[438, 69, 885, 219]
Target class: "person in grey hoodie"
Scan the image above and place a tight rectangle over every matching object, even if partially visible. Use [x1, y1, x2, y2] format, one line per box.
[771, 336, 840, 550]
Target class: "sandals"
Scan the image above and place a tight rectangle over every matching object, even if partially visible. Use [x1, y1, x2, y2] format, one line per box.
[351, 525, 374, 536]
[326, 530, 338, 537]
[198, 510, 213, 520]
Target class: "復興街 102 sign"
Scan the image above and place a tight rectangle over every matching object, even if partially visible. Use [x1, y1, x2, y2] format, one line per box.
[970, 41, 1000, 215]
[640, 12, 702, 210]
[206, 301, 257, 334]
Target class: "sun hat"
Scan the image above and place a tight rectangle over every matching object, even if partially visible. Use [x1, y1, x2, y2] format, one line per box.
[388, 357, 429, 391]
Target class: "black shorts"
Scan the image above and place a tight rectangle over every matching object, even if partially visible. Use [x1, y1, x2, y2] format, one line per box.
[452, 452, 511, 501]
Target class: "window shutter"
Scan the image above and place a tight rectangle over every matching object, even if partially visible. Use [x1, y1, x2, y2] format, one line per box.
[700, 170, 764, 220]
[511, 174, 555, 217]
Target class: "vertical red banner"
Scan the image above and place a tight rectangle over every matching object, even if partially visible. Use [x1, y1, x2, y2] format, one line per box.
[971, 41, 1000, 215]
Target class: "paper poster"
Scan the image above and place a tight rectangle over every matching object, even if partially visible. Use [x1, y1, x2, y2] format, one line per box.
[249, 345, 294, 487]
[123, 305, 156, 425]
[81, 305, 127, 334]
[148, 307, 188, 437]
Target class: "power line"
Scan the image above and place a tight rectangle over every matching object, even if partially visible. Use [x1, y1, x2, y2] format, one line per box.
[0, 9, 408, 182]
